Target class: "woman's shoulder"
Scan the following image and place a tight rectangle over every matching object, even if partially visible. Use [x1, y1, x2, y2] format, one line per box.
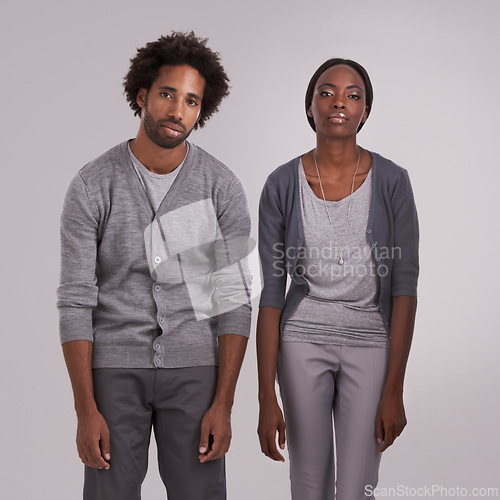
[370, 150, 407, 173]
[369, 150, 411, 186]
[264, 156, 301, 190]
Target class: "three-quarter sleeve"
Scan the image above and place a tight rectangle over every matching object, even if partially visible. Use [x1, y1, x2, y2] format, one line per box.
[258, 177, 287, 309]
[390, 169, 419, 297]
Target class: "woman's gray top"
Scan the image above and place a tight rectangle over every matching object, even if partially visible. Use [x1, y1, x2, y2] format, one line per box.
[282, 161, 389, 347]
[258, 151, 419, 338]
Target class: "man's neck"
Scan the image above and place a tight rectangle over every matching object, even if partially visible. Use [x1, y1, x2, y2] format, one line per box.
[130, 132, 188, 175]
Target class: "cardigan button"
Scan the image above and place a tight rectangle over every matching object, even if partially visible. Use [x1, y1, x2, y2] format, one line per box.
[366, 229, 372, 234]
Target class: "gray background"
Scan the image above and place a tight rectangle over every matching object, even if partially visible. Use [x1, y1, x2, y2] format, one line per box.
[1, 0, 499, 498]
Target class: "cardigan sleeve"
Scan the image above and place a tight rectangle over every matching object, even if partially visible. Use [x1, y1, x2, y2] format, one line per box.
[390, 169, 419, 296]
[57, 173, 100, 344]
[211, 175, 253, 338]
[258, 176, 288, 309]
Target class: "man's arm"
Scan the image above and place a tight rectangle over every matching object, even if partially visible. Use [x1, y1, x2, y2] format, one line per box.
[198, 334, 248, 462]
[197, 173, 252, 463]
[58, 173, 107, 468]
[375, 295, 417, 452]
[62, 340, 111, 469]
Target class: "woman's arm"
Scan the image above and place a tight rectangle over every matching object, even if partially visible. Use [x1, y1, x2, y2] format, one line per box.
[257, 306, 286, 462]
[256, 175, 287, 461]
[256, 173, 289, 461]
[375, 164, 419, 452]
[375, 295, 417, 452]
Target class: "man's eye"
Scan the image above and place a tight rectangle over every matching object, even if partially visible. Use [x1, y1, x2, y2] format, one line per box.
[187, 99, 199, 106]
[160, 92, 171, 98]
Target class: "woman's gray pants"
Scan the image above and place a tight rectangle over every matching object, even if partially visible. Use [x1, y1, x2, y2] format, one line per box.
[277, 342, 389, 500]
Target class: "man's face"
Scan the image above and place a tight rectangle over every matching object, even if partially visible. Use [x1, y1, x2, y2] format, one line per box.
[137, 65, 205, 149]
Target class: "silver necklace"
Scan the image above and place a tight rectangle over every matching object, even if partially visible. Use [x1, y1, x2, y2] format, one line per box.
[313, 147, 361, 265]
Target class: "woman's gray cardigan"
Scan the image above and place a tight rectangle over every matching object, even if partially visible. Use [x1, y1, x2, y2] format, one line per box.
[258, 151, 419, 336]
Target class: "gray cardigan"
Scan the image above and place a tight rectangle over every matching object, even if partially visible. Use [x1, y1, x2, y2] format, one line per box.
[258, 151, 419, 335]
[57, 141, 252, 369]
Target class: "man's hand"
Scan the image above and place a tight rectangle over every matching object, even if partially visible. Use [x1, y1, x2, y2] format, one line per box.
[76, 410, 111, 469]
[375, 392, 407, 453]
[62, 340, 110, 469]
[198, 404, 232, 463]
[257, 399, 286, 462]
[197, 334, 247, 463]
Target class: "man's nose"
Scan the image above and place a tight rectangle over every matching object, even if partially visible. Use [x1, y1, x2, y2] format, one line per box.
[169, 99, 183, 120]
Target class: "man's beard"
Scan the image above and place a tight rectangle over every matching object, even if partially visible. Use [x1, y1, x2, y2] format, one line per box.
[143, 104, 194, 149]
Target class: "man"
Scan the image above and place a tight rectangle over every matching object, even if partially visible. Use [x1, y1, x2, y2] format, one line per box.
[57, 32, 252, 500]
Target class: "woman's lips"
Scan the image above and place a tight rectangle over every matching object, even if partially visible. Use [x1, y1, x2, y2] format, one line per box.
[328, 113, 348, 123]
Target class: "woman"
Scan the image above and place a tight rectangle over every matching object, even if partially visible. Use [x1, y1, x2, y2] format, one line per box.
[257, 58, 419, 500]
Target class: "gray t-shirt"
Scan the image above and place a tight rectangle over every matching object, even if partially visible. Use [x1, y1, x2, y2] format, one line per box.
[282, 160, 389, 347]
[128, 142, 187, 212]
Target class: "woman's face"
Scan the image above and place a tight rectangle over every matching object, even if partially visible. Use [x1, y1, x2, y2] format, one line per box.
[308, 64, 368, 139]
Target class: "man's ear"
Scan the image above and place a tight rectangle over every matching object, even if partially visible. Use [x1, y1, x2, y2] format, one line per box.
[136, 88, 147, 109]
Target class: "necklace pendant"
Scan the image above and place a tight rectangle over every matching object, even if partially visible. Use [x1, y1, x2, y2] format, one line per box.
[339, 257, 344, 265]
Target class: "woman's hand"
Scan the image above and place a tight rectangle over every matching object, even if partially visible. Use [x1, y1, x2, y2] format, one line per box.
[256, 307, 285, 461]
[376, 296, 417, 453]
[258, 398, 286, 462]
[375, 392, 407, 453]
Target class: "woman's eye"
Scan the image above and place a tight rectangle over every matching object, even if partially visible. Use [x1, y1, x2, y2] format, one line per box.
[348, 95, 360, 100]
[320, 91, 332, 97]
